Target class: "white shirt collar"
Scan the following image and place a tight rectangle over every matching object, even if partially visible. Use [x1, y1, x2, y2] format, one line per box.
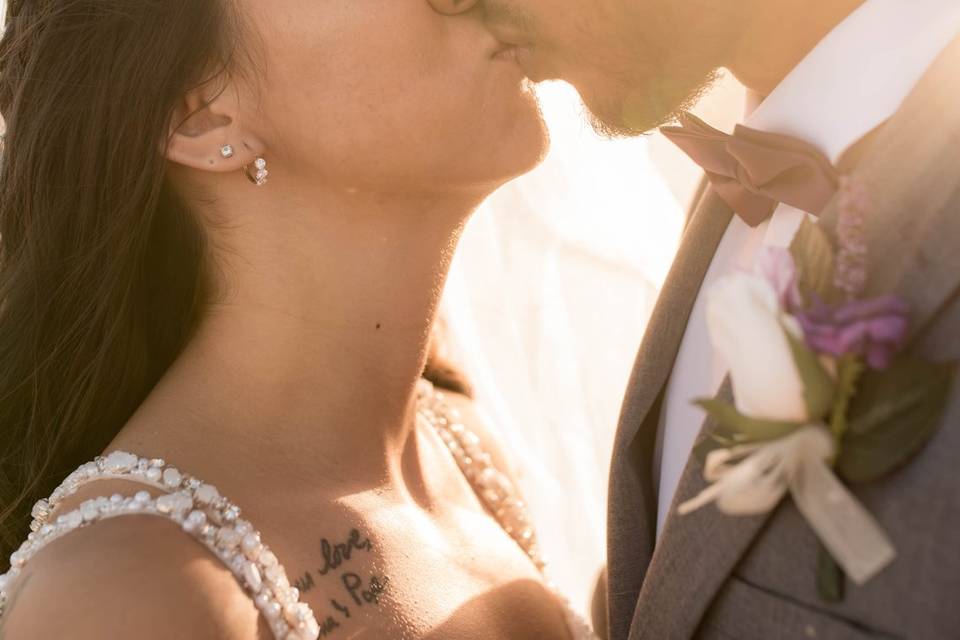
[746, 0, 960, 164]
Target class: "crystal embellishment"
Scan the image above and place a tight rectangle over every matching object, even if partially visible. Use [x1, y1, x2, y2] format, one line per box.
[416, 379, 547, 572]
[246, 157, 269, 187]
[0, 454, 319, 639]
[0, 381, 558, 638]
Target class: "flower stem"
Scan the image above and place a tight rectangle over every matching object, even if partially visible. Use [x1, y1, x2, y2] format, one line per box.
[829, 355, 865, 450]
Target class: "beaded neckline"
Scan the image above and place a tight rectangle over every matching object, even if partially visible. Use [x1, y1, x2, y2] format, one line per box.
[2, 450, 319, 639]
[416, 380, 546, 571]
[0, 379, 547, 638]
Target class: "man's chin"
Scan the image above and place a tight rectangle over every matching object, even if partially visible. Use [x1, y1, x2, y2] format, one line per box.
[578, 70, 723, 138]
[584, 106, 651, 139]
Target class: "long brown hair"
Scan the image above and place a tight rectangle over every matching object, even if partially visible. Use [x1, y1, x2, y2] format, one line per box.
[0, 0, 248, 568]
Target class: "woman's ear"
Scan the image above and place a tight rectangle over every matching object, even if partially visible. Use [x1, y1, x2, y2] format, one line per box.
[166, 84, 264, 173]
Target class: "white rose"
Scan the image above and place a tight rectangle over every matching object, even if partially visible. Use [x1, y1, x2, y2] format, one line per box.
[705, 272, 810, 423]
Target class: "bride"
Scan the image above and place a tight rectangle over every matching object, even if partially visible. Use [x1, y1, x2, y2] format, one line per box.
[0, 0, 596, 638]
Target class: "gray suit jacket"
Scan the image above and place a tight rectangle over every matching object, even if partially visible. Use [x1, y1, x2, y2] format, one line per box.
[604, 36, 960, 640]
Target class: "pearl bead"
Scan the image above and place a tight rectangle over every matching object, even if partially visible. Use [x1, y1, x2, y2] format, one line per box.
[243, 562, 263, 592]
[241, 532, 262, 560]
[264, 563, 284, 584]
[64, 510, 83, 529]
[195, 484, 220, 505]
[155, 494, 177, 514]
[216, 527, 241, 549]
[234, 520, 253, 537]
[259, 549, 278, 568]
[162, 468, 182, 488]
[103, 451, 138, 473]
[182, 510, 207, 533]
[31, 499, 50, 521]
[264, 601, 282, 620]
[283, 603, 301, 625]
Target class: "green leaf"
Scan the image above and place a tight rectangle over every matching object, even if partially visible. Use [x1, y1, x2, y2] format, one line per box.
[816, 544, 845, 603]
[789, 218, 839, 303]
[695, 398, 801, 443]
[782, 325, 836, 420]
[838, 358, 955, 484]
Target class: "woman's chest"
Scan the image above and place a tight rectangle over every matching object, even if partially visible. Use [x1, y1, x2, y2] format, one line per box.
[266, 507, 572, 640]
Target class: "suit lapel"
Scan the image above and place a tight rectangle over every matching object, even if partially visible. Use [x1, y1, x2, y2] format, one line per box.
[606, 185, 732, 640]
[628, 34, 960, 640]
[627, 378, 775, 640]
[824, 34, 960, 344]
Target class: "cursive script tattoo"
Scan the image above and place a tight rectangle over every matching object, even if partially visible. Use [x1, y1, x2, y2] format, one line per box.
[342, 573, 390, 607]
[332, 598, 352, 618]
[317, 614, 341, 638]
[289, 528, 393, 635]
[318, 529, 373, 576]
[293, 571, 315, 594]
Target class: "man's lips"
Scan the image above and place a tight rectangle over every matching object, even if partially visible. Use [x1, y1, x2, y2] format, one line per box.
[491, 41, 543, 78]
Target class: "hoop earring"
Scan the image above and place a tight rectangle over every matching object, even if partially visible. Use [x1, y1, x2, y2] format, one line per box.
[244, 157, 268, 187]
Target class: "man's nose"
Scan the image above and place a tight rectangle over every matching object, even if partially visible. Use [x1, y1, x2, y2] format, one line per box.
[427, 0, 482, 15]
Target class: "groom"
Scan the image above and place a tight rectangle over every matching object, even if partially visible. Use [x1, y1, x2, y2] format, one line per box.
[427, 0, 960, 637]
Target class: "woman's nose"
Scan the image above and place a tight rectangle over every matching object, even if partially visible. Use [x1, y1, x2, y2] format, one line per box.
[426, 0, 481, 15]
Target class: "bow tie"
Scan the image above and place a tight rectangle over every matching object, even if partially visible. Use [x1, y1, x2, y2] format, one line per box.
[661, 112, 840, 226]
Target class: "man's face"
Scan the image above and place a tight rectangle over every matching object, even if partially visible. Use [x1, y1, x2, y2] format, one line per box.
[482, 0, 736, 135]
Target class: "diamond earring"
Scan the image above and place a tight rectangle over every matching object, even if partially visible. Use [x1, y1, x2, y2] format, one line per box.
[220, 144, 235, 159]
[244, 157, 268, 187]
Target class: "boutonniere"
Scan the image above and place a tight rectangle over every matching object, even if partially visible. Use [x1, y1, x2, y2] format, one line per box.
[680, 177, 955, 601]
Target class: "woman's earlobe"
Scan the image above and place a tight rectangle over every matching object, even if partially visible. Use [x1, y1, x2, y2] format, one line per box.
[167, 131, 251, 172]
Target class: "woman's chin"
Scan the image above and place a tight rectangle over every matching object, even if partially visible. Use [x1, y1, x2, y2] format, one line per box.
[461, 130, 549, 196]
[477, 95, 550, 187]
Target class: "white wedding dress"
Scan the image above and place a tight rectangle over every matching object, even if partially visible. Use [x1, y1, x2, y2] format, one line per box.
[0, 379, 598, 640]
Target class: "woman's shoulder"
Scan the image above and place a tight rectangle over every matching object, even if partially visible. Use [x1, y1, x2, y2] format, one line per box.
[1, 509, 265, 639]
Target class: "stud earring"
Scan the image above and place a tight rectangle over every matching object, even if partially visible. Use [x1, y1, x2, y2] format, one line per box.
[220, 144, 235, 159]
[244, 157, 268, 187]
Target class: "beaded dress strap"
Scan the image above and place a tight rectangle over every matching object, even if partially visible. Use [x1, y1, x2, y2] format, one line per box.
[417, 381, 600, 640]
[1, 382, 571, 639]
[0, 452, 320, 640]
[415, 379, 546, 572]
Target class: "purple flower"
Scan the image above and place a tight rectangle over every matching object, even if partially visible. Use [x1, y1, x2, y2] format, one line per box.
[797, 295, 910, 369]
[834, 177, 870, 298]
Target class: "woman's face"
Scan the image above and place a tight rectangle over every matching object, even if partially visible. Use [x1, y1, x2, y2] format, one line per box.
[238, 1, 548, 195]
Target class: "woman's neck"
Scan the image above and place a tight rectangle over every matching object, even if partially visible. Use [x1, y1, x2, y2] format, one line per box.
[113, 180, 480, 496]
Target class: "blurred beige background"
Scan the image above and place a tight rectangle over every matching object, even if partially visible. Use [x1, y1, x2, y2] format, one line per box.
[446, 72, 745, 612]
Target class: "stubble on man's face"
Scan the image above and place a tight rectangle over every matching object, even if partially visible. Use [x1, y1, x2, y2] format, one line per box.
[484, 0, 730, 136]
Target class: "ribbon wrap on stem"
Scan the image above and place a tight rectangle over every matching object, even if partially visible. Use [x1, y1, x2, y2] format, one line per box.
[679, 425, 896, 585]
